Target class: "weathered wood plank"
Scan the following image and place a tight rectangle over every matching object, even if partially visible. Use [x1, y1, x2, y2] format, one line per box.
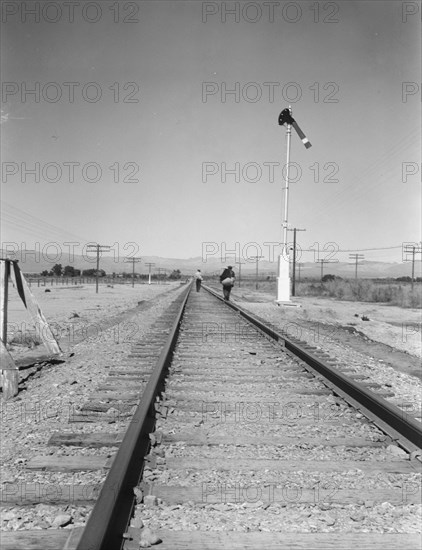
[0, 482, 100, 505]
[164, 458, 420, 474]
[162, 401, 352, 422]
[90, 392, 141, 401]
[159, 413, 350, 426]
[108, 370, 151, 376]
[25, 454, 114, 471]
[168, 374, 317, 383]
[107, 376, 149, 383]
[163, 389, 333, 402]
[0, 260, 10, 343]
[48, 432, 124, 447]
[0, 339, 19, 400]
[0, 530, 70, 550]
[81, 401, 137, 412]
[125, 530, 422, 550]
[12, 263, 61, 355]
[141, 483, 421, 505]
[170, 367, 311, 376]
[166, 385, 332, 396]
[160, 431, 387, 448]
[68, 411, 133, 423]
[97, 383, 144, 391]
[63, 527, 84, 550]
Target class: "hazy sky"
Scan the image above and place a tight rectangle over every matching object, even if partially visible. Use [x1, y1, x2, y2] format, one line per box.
[1, 0, 420, 266]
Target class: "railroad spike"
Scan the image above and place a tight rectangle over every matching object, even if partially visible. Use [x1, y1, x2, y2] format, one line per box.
[278, 107, 312, 149]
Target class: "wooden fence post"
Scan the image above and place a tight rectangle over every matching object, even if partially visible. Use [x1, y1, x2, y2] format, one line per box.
[11, 263, 62, 356]
[0, 260, 19, 399]
[0, 259, 10, 343]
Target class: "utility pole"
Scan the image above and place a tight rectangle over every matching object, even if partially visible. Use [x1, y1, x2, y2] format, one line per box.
[316, 259, 336, 282]
[145, 263, 155, 285]
[250, 256, 264, 290]
[156, 267, 167, 284]
[404, 245, 422, 291]
[124, 257, 142, 288]
[287, 227, 306, 297]
[349, 253, 364, 280]
[236, 261, 245, 288]
[86, 244, 111, 293]
[297, 263, 304, 283]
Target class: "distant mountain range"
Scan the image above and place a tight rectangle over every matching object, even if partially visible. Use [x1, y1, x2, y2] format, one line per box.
[1, 249, 420, 279]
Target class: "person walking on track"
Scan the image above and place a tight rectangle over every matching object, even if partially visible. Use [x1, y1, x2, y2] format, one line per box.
[194, 269, 203, 292]
[219, 265, 235, 301]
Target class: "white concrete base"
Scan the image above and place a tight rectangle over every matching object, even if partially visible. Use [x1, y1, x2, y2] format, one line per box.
[276, 254, 291, 302]
[276, 277, 290, 302]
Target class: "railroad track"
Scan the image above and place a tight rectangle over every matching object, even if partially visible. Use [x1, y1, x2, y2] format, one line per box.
[0, 284, 191, 550]
[2, 284, 421, 549]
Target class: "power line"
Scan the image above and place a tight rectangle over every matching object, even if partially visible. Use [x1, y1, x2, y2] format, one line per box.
[298, 128, 419, 225]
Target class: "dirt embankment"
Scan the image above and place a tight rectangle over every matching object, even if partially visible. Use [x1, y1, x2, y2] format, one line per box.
[227, 288, 421, 380]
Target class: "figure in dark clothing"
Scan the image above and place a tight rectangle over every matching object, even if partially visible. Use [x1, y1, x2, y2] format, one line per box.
[194, 269, 203, 292]
[219, 265, 235, 301]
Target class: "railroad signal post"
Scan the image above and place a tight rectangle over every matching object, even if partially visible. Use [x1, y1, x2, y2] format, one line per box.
[276, 107, 312, 303]
[288, 227, 306, 297]
[86, 244, 111, 294]
[124, 257, 142, 288]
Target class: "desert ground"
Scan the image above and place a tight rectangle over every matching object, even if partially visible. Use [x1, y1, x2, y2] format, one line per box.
[4, 281, 182, 363]
[5, 279, 421, 368]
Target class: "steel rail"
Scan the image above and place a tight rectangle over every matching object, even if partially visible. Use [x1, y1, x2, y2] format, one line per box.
[76, 283, 192, 550]
[203, 284, 422, 454]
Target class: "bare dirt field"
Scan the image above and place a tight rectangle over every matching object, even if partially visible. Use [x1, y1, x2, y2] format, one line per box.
[5, 280, 421, 383]
[233, 288, 421, 355]
[5, 281, 182, 363]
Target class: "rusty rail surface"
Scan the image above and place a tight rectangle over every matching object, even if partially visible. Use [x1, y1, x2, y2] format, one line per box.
[75, 283, 192, 550]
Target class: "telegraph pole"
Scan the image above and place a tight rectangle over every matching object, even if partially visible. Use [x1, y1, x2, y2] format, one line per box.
[250, 255, 264, 290]
[404, 245, 422, 291]
[145, 263, 155, 285]
[86, 244, 111, 293]
[316, 259, 336, 281]
[236, 261, 245, 288]
[157, 267, 167, 284]
[297, 263, 304, 283]
[349, 253, 364, 280]
[288, 227, 306, 297]
[124, 257, 142, 288]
